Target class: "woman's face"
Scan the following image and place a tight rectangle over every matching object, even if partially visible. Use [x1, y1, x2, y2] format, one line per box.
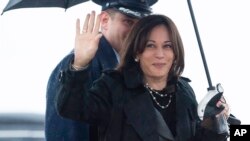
[138, 24, 174, 81]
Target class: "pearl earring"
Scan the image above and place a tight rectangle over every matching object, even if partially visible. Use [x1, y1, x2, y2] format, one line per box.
[134, 58, 139, 62]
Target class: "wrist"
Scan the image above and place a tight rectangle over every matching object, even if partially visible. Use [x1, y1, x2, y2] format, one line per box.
[71, 63, 87, 71]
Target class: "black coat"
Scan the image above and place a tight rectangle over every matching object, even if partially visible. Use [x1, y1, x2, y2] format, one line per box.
[45, 36, 118, 141]
[56, 65, 227, 141]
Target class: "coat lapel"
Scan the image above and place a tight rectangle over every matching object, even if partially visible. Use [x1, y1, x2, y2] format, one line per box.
[154, 108, 175, 141]
[124, 89, 159, 141]
[175, 81, 197, 141]
[124, 88, 177, 141]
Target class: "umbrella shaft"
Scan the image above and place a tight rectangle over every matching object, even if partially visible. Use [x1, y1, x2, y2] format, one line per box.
[187, 0, 215, 90]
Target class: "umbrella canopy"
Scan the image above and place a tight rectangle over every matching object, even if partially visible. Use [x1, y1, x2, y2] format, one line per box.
[2, 0, 90, 14]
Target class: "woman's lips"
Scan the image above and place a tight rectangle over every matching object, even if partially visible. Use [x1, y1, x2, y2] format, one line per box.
[152, 63, 166, 68]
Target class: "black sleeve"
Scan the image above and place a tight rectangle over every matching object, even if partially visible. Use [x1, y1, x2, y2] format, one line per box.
[55, 66, 91, 121]
[55, 68, 113, 126]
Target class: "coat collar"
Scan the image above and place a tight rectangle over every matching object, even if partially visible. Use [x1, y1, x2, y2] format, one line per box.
[123, 64, 144, 88]
[97, 36, 119, 70]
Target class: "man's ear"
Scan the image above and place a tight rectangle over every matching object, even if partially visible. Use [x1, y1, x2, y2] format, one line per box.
[100, 11, 109, 31]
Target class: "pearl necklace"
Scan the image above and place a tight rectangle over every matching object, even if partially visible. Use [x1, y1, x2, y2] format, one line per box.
[144, 83, 172, 109]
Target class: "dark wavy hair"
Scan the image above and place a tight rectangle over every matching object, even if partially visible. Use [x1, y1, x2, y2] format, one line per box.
[117, 14, 185, 80]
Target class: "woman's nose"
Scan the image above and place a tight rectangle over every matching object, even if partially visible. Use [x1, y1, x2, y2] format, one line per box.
[155, 47, 164, 58]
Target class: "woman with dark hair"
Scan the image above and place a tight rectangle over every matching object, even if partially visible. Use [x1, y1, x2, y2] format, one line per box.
[56, 14, 229, 141]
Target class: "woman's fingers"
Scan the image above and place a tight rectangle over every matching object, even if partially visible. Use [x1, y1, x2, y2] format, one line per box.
[88, 11, 95, 33]
[216, 97, 230, 119]
[82, 13, 90, 33]
[76, 18, 80, 36]
[94, 14, 101, 34]
[79, 11, 100, 34]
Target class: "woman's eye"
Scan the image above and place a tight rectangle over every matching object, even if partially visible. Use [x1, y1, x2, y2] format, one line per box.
[164, 44, 172, 48]
[146, 44, 154, 48]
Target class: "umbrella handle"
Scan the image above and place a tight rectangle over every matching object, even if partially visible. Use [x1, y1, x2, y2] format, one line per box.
[187, 0, 215, 90]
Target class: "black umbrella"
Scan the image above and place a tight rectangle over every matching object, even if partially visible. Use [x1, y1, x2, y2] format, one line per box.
[2, 0, 90, 15]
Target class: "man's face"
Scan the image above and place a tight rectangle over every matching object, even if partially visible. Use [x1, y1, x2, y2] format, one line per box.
[104, 11, 139, 53]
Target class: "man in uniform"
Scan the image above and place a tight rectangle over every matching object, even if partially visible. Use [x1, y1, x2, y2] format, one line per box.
[45, 0, 158, 140]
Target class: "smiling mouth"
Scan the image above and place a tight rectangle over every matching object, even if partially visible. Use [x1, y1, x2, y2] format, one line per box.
[153, 63, 166, 68]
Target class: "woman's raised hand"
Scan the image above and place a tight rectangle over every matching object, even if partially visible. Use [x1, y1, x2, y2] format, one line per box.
[73, 11, 102, 69]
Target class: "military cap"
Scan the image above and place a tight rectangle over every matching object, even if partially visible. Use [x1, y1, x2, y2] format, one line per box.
[92, 0, 158, 18]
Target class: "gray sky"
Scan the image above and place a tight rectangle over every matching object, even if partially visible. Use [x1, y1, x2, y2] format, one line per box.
[0, 0, 249, 124]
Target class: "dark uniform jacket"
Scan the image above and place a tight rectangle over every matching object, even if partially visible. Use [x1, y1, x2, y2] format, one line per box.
[45, 36, 118, 141]
[56, 64, 227, 141]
